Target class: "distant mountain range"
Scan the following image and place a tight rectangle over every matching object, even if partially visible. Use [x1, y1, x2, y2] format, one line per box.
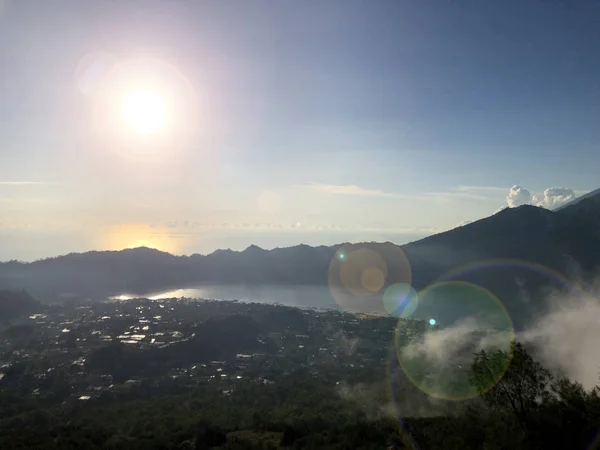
[1, 190, 599, 329]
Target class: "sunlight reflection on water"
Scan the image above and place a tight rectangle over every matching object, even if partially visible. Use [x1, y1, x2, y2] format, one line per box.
[110, 285, 341, 311]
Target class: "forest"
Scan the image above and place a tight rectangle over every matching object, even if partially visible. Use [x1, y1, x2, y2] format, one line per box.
[1, 299, 599, 450]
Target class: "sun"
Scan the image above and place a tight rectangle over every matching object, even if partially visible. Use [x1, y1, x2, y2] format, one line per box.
[86, 57, 198, 160]
[121, 89, 167, 135]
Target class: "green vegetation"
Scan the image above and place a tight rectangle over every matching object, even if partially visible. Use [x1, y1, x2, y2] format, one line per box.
[0, 298, 599, 449]
[1, 344, 599, 449]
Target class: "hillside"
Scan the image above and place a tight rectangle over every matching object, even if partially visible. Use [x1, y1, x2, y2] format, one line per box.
[0, 290, 41, 323]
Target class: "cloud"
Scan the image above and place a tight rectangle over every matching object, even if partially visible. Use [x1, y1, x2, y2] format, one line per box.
[506, 185, 533, 207]
[518, 285, 600, 390]
[423, 186, 507, 202]
[457, 186, 507, 193]
[423, 191, 494, 201]
[401, 318, 510, 364]
[402, 318, 481, 362]
[396, 278, 600, 392]
[436, 186, 509, 201]
[297, 183, 503, 202]
[296, 182, 413, 199]
[505, 185, 579, 210]
[535, 188, 577, 209]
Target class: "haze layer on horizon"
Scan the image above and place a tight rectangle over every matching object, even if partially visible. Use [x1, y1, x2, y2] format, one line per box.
[1, 0, 599, 261]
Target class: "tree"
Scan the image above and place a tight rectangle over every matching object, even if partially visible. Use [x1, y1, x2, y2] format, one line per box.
[533, 377, 600, 449]
[470, 342, 553, 433]
[194, 421, 227, 450]
[252, 411, 261, 431]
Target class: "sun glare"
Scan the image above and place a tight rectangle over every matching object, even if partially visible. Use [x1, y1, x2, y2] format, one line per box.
[127, 238, 161, 250]
[102, 224, 180, 254]
[84, 56, 197, 161]
[121, 90, 167, 135]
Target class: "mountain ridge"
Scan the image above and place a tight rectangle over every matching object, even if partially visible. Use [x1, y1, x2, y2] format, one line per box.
[1, 192, 599, 330]
[4, 204, 575, 265]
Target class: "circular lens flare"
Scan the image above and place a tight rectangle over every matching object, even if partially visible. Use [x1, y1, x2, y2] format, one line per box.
[339, 248, 388, 296]
[383, 283, 419, 318]
[328, 243, 412, 315]
[395, 281, 514, 401]
[385, 344, 422, 450]
[361, 266, 386, 292]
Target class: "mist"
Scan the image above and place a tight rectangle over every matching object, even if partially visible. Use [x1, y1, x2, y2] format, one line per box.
[398, 278, 600, 392]
[518, 282, 600, 390]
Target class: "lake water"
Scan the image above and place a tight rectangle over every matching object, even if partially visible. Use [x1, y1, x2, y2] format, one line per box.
[110, 284, 342, 311]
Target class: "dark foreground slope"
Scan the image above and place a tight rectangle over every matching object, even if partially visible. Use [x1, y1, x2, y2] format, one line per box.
[1, 192, 599, 328]
[1, 299, 598, 450]
[0, 290, 39, 323]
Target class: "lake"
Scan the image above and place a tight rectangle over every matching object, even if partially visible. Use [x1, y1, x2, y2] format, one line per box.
[110, 284, 342, 311]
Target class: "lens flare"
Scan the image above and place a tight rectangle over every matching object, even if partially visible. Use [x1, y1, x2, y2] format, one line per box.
[360, 266, 386, 292]
[74, 51, 118, 97]
[383, 283, 419, 318]
[339, 248, 387, 295]
[434, 258, 588, 329]
[328, 243, 412, 315]
[395, 281, 514, 401]
[435, 258, 584, 296]
[385, 344, 423, 450]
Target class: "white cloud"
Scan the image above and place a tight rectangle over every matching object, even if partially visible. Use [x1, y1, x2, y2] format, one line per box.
[506, 185, 533, 207]
[397, 280, 600, 392]
[423, 191, 493, 201]
[402, 318, 481, 362]
[456, 186, 507, 193]
[423, 186, 507, 202]
[401, 318, 511, 364]
[505, 185, 580, 210]
[297, 183, 503, 202]
[295, 182, 414, 199]
[534, 188, 577, 209]
[518, 284, 600, 390]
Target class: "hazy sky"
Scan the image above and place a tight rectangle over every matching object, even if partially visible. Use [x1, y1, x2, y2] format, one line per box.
[1, 0, 599, 260]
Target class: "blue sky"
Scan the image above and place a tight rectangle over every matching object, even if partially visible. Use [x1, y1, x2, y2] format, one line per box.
[1, 0, 599, 260]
